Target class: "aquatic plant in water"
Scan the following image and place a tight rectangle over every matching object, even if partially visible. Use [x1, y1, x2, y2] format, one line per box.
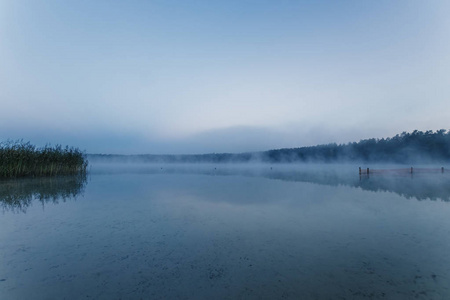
[0, 140, 88, 178]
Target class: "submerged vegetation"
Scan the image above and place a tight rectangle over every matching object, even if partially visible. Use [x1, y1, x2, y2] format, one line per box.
[0, 140, 88, 178]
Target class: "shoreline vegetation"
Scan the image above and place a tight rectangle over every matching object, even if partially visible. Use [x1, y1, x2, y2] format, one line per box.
[89, 129, 450, 164]
[3, 130, 449, 177]
[0, 140, 88, 178]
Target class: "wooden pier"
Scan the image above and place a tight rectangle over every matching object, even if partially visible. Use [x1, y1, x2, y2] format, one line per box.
[359, 167, 445, 175]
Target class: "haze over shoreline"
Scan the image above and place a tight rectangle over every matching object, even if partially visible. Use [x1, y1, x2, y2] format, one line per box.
[88, 130, 450, 164]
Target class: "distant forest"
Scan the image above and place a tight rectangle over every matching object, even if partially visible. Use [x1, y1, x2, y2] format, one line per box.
[89, 130, 450, 164]
[263, 129, 450, 163]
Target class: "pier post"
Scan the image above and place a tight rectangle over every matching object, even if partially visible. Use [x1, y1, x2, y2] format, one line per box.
[411, 167, 413, 174]
[442, 167, 444, 173]
[367, 168, 369, 174]
[359, 167, 361, 175]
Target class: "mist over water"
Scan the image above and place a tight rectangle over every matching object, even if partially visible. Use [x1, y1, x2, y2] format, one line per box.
[1, 163, 450, 299]
[3, 0, 450, 297]
[89, 162, 450, 202]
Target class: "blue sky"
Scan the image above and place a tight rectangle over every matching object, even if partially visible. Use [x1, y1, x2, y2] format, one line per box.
[1, 0, 449, 154]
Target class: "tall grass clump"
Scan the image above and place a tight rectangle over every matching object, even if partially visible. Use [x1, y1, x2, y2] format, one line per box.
[0, 140, 88, 178]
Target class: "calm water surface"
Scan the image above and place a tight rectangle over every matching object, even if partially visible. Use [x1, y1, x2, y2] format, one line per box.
[1, 164, 450, 299]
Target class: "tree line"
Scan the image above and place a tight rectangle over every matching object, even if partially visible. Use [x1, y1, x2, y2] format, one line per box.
[262, 129, 450, 163]
[89, 129, 450, 164]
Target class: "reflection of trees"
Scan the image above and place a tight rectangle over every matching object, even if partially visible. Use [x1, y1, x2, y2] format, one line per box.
[355, 174, 450, 201]
[148, 166, 450, 202]
[0, 174, 87, 213]
[95, 164, 450, 202]
[259, 170, 450, 202]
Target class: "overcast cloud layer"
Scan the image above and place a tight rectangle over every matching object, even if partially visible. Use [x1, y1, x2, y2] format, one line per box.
[1, 1, 449, 154]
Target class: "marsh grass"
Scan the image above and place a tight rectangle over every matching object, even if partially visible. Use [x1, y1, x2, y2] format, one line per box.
[0, 140, 88, 178]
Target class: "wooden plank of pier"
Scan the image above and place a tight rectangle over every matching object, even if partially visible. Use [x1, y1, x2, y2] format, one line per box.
[359, 167, 445, 175]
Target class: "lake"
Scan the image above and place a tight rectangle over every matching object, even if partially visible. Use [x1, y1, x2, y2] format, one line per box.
[1, 164, 450, 299]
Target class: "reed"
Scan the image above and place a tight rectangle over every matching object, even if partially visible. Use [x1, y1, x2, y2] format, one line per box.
[0, 140, 88, 178]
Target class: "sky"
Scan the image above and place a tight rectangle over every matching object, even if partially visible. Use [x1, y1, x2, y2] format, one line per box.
[1, 0, 449, 154]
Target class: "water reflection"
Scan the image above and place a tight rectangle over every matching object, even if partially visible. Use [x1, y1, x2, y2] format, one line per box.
[357, 174, 450, 201]
[0, 174, 87, 213]
[92, 163, 450, 202]
[2, 166, 450, 299]
[263, 169, 450, 202]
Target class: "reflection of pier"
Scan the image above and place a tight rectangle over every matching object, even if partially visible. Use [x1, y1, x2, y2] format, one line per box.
[359, 167, 444, 175]
[91, 164, 450, 202]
